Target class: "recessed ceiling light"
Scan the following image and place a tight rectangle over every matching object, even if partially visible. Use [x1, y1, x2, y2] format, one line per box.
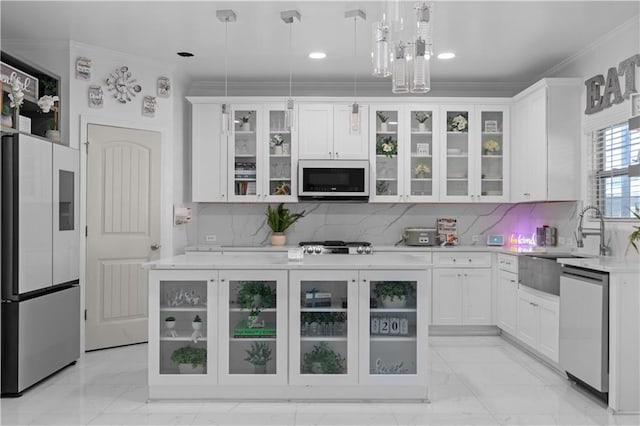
[437, 52, 455, 60]
[177, 51, 195, 57]
[309, 52, 327, 59]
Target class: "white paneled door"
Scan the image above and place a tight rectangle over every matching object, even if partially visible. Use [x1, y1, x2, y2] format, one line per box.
[85, 124, 161, 351]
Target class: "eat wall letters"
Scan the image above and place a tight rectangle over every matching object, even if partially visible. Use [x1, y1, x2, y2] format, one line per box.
[585, 53, 640, 115]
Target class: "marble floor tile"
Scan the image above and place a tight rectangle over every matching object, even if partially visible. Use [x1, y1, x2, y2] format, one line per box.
[393, 413, 500, 425]
[295, 412, 399, 425]
[192, 412, 296, 425]
[450, 362, 547, 386]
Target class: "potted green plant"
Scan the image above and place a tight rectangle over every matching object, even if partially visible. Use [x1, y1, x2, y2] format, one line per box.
[170, 346, 207, 374]
[374, 282, 414, 308]
[265, 203, 305, 246]
[302, 342, 346, 374]
[377, 111, 390, 131]
[239, 111, 252, 131]
[164, 316, 177, 337]
[192, 314, 203, 331]
[630, 206, 640, 253]
[415, 111, 430, 131]
[1, 104, 13, 128]
[244, 341, 272, 374]
[238, 281, 276, 311]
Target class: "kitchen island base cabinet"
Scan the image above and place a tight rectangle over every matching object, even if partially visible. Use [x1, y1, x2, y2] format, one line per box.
[516, 286, 559, 363]
[148, 264, 429, 401]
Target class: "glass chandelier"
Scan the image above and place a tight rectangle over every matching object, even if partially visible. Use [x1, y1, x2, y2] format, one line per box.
[373, 2, 433, 94]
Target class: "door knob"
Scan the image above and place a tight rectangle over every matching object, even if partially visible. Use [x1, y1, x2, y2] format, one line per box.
[150, 243, 161, 251]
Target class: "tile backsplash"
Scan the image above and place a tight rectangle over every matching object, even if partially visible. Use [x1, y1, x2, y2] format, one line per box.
[184, 201, 632, 257]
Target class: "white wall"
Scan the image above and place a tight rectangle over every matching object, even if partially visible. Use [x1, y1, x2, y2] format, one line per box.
[547, 16, 640, 258]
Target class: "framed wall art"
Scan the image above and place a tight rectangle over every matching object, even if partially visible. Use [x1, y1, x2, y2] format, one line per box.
[88, 85, 103, 108]
[157, 77, 171, 98]
[142, 96, 157, 117]
[484, 120, 498, 133]
[76, 57, 91, 81]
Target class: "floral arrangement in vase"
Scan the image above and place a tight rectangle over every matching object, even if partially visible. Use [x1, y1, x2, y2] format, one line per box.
[447, 114, 468, 132]
[270, 134, 284, 146]
[376, 136, 397, 158]
[414, 163, 431, 178]
[483, 139, 500, 154]
[239, 112, 252, 123]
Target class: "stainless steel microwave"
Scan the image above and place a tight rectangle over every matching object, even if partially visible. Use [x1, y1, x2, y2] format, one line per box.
[298, 160, 369, 201]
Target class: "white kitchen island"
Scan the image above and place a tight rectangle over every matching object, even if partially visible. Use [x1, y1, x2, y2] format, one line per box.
[146, 252, 431, 401]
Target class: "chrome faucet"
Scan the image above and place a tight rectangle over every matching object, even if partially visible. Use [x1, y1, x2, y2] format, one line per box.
[576, 205, 608, 256]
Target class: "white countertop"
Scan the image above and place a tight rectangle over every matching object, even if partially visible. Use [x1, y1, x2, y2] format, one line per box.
[148, 252, 430, 270]
[557, 256, 640, 274]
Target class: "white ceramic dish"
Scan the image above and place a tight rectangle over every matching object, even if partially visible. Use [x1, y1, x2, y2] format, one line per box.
[447, 148, 462, 155]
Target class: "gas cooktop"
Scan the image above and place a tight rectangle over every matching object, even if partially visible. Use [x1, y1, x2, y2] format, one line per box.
[298, 241, 373, 255]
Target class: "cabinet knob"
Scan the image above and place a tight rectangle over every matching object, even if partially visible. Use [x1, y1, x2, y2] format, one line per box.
[464, 273, 468, 277]
[352, 279, 356, 282]
[452, 258, 456, 262]
[335, 152, 339, 159]
[329, 151, 333, 159]
[362, 279, 367, 282]
[220, 279, 226, 282]
[468, 259, 472, 263]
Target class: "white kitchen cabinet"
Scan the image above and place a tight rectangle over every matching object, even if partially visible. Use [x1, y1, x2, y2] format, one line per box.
[510, 78, 581, 202]
[188, 101, 227, 202]
[288, 270, 359, 386]
[149, 269, 217, 387]
[228, 104, 297, 202]
[358, 270, 429, 386]
[516, 285, 559, 362]
[298, 103, 369, 160]
[432, 267, 491, 325]
[218, 270, 288, 385]
[440, 105, 509, 202]
[370, 105, 440, 202]
[497, 269, 518, 335]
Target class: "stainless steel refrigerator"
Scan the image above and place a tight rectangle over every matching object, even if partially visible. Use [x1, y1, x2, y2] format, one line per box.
[1, 133, 80, 396]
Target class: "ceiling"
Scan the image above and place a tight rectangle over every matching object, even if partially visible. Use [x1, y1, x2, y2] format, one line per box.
[1, 1, 638, 92]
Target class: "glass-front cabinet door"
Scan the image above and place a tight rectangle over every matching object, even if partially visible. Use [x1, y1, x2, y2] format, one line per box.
[475, 106, 509, 202]
[230, 105, 261, 201]
[264, 105, 297, 202]
[442, 106, 474, 201]
[406, 106, 439, 202]
[289, 270, 358, 385]
[358, 270, 428, 386]
[218, 270, 287, 385]
[149, 270, 216, 386]
[370, 106, 404, 201]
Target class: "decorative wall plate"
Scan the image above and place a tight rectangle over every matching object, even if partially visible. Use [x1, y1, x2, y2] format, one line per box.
[106, 66, 141, 103]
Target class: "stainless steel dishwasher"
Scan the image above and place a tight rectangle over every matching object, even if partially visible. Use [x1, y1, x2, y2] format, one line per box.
[559, 264, 609, 401]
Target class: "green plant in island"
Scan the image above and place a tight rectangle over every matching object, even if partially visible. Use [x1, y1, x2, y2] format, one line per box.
[164, 316, 176, 322]
[265, 203, 305, 233]
[170, 346, 207, 368]
[237, 281, 276, 310]
[376, 111, 389, 123]
[302, 342, 346, 374]
[374, 282, 415, 301]
[244, 341, 272, 366]
[630, 206, 640, 253]
[193, 314, 202, 323]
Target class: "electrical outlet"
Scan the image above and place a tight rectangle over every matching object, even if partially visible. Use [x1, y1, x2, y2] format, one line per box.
[472, 235, 481, 242]
[205, 234, 217, 242]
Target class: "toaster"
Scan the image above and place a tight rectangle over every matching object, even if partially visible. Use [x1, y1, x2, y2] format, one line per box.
[403, 227, 438, 246]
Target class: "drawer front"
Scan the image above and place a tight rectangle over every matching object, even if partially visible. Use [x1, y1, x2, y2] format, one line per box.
[433, 252, 491, 267]
[497, 254, 518, 273]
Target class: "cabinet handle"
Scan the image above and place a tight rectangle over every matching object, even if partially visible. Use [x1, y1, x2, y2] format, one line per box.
[464, 273, 468, 277]
[352, 279, 356, 282]
[524, 192, 530, 196]
[468, 259, 472, 263]
[362, 279, 367, 282]
[452, 258, 456, 262]
[220, 279, 226, 282]
[510, 280, 516, 283]
[457, 274, 461, 277]
[329, 151, 333, 159]
[210, 279, 216, 282]
[335, 152, 339, 159]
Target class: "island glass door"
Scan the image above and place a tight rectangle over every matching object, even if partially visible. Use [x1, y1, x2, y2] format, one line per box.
[219, 270, 287, 385]
[289, 270, 358, 385]
[230, 106, 260, 201]
[442, 106, 473, 201]
[358, 270, 429, 386]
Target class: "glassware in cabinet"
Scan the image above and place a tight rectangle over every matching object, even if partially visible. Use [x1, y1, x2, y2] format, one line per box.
[444, 109, 471, 198]
[267, 109, 293, 197]
[408, 108, 435, 197]
[232, 108, 258, 197]
[374, 109, 399, 197]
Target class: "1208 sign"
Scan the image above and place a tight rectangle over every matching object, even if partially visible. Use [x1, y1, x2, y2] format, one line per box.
[584, 53, 639, 115]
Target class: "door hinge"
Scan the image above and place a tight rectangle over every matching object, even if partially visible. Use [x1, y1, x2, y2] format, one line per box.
[84, 309, 87, 321]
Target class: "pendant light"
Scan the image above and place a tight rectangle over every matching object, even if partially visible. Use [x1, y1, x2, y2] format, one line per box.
[392, 41, 409, 93]
[410, 2, 432, 93]
[372, 20, 391, 77]
[281, 10, 300, 131]
[216, 9, 236, 134]
[346, 9, 366, 134]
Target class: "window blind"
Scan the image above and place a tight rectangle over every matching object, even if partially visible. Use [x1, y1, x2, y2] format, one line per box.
[589, 122, 640, 218]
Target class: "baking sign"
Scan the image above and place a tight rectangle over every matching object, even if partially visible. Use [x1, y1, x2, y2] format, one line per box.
[0, 62, 38, 102]
[584, 54, 640, 115]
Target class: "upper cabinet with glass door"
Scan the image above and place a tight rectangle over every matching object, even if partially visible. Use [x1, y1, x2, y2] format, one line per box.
[230, 106, 261, 202]
[441, 106, 474, 202]
[406, 107, 439, 202]
[371, 107, 402, 201]
[475, 106, 509, 202]
[265, 105, 297, 202]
